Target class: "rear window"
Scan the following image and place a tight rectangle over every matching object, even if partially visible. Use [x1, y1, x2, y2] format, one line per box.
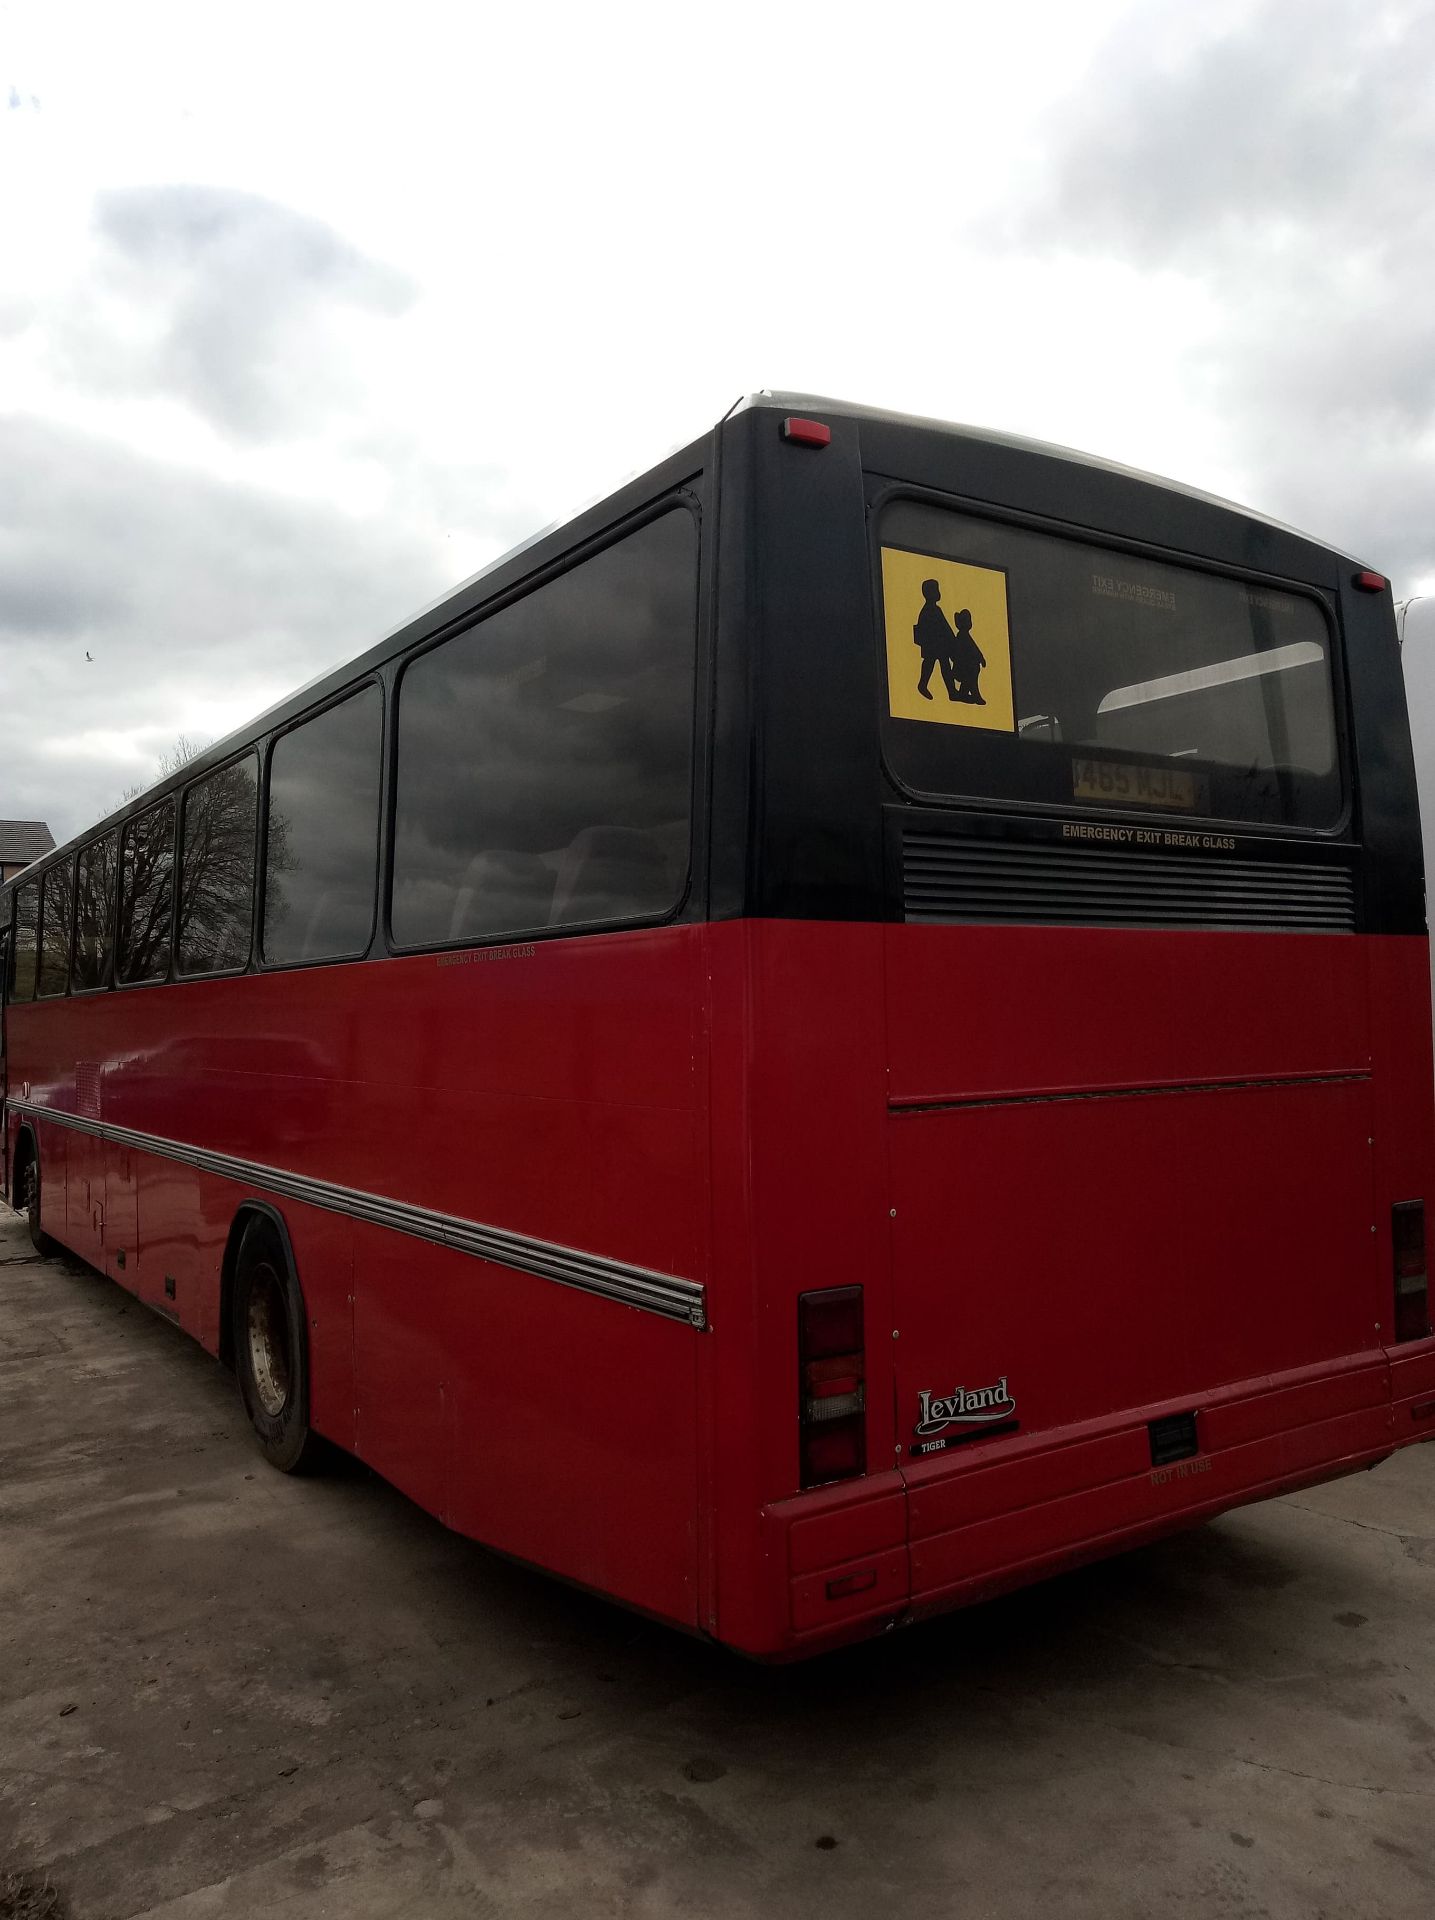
[878, 501, 1340, 830]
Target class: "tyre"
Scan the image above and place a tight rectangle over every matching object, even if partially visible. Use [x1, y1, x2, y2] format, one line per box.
[21, 1147, 58, 1257]
[233, 1217, 320, 1473]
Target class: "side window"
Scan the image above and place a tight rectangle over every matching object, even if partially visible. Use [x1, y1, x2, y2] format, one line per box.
[36, 859, 75, 999]
[178, 755, 259, 975]
[117, 800, 176, 985]
[11, 882, 38, 1002]
[72, 832, 118, 992]
[263, 686, 382, 965]
[391, 507, 698, 948]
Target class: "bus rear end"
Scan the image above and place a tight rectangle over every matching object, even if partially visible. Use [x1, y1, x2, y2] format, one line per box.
[708, 397, 1435, 1658]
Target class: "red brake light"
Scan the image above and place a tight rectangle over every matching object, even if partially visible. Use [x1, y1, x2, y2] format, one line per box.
[800, 1287, 863, 1357]
[781, 416, 832, 448]
[1392, 1201, 1430, 1343]
[798, 1287, 866, 1488]
[1353, 570, 1388, 593]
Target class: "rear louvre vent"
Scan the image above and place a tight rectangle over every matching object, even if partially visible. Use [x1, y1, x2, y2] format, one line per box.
[903, 830, 1355, 933]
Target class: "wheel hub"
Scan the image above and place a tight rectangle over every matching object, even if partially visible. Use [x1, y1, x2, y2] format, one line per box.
[246, 1263, 291, 1418]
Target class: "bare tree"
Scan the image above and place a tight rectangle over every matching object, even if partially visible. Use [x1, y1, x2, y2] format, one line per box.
[175, 756, 266, 972]
[89, 735, 291, 981]
[104, 734, 209, 818]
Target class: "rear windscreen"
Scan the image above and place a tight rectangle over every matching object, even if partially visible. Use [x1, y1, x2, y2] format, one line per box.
[878, 500, 1340, 829]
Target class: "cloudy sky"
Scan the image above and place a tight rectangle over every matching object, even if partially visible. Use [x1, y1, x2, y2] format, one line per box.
[3, 0, 1432, 843]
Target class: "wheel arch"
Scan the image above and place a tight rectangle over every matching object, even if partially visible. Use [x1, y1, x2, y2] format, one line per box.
[218, 1199, 304, 1371]
[11, 1122, 37, 1206]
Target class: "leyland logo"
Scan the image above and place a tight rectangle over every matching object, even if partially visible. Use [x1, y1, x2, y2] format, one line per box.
[913, 1377, 1017, 1452]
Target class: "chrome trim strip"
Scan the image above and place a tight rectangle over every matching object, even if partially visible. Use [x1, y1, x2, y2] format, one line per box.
[890, 1068, 1371, 1116]
[5, 1101, 706, 1328]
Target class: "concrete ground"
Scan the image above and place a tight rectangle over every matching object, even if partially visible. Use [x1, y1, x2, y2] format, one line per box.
[1, 1207, 1433, 1920]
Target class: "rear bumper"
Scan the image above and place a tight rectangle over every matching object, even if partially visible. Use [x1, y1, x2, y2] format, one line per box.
[754, 1346, 1435, 1660]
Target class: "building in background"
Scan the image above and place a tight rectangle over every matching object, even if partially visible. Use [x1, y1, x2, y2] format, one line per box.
[0, 821, 56, 884]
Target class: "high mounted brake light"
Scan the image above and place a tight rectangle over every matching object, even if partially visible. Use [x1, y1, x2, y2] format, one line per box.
[781, 416, 832, 448]
[1393, 1201, 1431, 1343]
[1353, 570, 1388, 593]
[798, 1286, 866, 1489]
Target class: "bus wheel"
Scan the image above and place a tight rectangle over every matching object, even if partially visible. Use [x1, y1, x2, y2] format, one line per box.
[233, 1219, 319, 1474]
[21, 1149, 57, 1257]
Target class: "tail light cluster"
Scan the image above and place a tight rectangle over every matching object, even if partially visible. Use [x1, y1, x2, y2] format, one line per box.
[1392, 1201, 1431, 1343]
[798, 1286, 866, 1489]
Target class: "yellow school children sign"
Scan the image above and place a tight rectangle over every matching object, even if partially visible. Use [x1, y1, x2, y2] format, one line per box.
[881, 547, 1015, 733]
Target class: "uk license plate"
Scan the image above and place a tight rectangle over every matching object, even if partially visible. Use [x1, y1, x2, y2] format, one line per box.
[1072, 758, 1198, 810]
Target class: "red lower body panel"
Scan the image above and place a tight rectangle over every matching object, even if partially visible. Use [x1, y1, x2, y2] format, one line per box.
[1391, 1342, 1435, 1440]
[760, 1348, 1427, 1659]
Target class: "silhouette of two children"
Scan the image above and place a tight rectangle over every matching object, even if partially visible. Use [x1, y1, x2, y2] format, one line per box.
[914, 578, 986, 704]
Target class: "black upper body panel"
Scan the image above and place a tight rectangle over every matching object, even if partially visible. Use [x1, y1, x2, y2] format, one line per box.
[719, 394, 1420, 937]
[3, 394, 1422, 955]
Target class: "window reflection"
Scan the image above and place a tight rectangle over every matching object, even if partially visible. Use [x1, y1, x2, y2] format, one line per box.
[179, 756, 258, 975]
[73, 833, 118, 992]
[392, 508, 697, 948]
[118, 801, 175, 985]
[11, 882, 38, 1002]
[263, 687, 381, 965]
[880, 501, 1339, 829]
[37, 859, 75, 998]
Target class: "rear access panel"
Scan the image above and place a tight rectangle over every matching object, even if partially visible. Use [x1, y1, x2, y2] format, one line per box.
[887, 1075, 1376, 1468]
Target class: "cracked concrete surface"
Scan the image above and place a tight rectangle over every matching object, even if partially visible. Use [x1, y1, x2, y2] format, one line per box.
[1, 1206, 1433, 1919]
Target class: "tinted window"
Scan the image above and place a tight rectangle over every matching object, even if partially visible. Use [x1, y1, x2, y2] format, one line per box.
[879, 501, 1340, 829]
[72, 832, 118, 992]
[11, 883, 38, 1002]
[392, 508, 698, 948]
[37, 859, 74, 998]
[179, 755, 258, 975]
[117, 801, 176, 984]
[263, 687, 382, 965]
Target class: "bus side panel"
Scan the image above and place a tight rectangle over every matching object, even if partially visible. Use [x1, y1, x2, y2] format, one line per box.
[104, 1137, 138, 1286]
[65, 1122, 105, 1266]
[34, 1109, 69, 1247]
[126, 1158, 355, 1450]
[260, 1196, 356, 1450]
[444, 1244, 700, 1627]
[345, 930, 705, 1627]
[325, 1220, 702, 1627]
[136, 1157, 358, 1448]
[6, 930, 706, 1626]
[134, 1154, 217, 1333]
